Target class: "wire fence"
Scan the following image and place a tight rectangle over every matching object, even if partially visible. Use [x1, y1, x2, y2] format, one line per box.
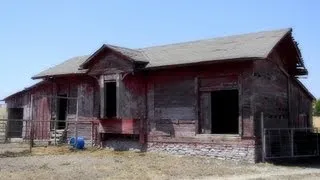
[263, 128, 319, 160]
[0, 119, 99, 154]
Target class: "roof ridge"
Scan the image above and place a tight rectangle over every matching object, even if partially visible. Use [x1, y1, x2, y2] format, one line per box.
[106, 44, 141, 52]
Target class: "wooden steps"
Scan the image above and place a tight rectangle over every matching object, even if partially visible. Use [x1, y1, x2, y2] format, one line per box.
[49, 129, 67, 144]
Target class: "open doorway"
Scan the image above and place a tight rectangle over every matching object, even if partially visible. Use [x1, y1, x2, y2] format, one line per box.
[104, 82, 117, 118]
[7, 108, 23, 138]
[57, 95, 67, 129]
[211, 90, 239, 134]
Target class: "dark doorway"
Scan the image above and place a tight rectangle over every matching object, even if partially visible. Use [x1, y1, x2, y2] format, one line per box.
[211, 90, 239, 134]
[104, 82, 117, 118]
[57, 95, 67, 129]
[7, 108, 23, 138]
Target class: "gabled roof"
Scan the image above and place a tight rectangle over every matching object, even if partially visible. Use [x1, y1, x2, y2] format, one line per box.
[2, 80, 45, 101]
[140, 28, 291, 68]
[32, 55, 90, 79]
[79, 44, 149, 69]
[33, 28, 294, 79]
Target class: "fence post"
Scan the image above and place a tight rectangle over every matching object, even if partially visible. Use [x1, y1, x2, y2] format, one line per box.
[4, 119, 8, 143]
[75, 96, 79, 148]
[54, 119, 57, 145]
[317, 128, 319, 156]
[29, 94, 34, 152]
[291, 128, 294, 157]
[91, 121, 93, 147]
[261, 112, 265, 163]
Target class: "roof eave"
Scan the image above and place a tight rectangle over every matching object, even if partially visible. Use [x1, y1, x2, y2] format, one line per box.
[79, 44, 149, 70]
[143, 57, 264, 70]
[32, 72, 87, 80]
[265, 28, 292, 58]
[294, 78, 316, 100]
[2, 80, 46, 101]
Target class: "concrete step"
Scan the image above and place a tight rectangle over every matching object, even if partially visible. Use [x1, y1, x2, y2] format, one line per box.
[50, 133, 63, 138]
[49, 138, 65, 143]
[52, 129, 65, 133]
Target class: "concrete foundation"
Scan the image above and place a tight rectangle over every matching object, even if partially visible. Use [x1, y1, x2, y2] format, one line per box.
[147, 142, 257, 163]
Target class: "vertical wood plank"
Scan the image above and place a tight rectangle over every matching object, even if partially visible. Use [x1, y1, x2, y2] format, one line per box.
[287, 77, 291, 127]
[147, 81, 155, 132]
[194, 77, 199, 135]
[200, 92, 211, 134]
[116, 74, 122, 119]
[261, 112, 265, 162]
[99, 75, 105, 118]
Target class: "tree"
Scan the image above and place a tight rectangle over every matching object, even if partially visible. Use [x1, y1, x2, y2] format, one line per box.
[314, 99, 320, 116]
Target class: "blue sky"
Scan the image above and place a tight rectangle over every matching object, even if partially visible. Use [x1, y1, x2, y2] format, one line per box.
[0, 0, 319, 100]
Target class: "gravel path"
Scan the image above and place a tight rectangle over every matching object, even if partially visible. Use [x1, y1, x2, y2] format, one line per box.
[0, 147, 320, 180]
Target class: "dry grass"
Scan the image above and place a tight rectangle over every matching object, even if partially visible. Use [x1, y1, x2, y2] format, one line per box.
[0, 146, 320, 180]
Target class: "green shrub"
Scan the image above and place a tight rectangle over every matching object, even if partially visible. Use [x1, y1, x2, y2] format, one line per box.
[314, 99, 320, 116]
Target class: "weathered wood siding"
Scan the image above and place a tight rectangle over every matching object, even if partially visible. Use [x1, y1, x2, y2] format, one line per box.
[87, 50, 133, 76]
[253, 60, 289, 136]
[85, 50, 146, 134]
[147, 61, 255, 142]
[5, 48, 313, 146]
[119, 73, 146, 119]
[5, 76, 99, 140]
[53, 76, 99, 141]
[288, 78, 313, 128]
[253, 58, 313, 136]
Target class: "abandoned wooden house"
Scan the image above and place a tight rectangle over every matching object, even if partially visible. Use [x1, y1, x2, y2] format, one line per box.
[3, 28, 314, 162]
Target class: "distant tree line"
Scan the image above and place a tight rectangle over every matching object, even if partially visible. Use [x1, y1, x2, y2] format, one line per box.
[314, 99, 320, 116]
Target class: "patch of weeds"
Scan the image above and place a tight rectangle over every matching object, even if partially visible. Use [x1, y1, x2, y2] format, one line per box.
[0, 150, 30, 158]
[39, 163, 51, 170]
[60, 162, 71, 166]
[135, 151, 146, 157]
[114, 159, 123, 163]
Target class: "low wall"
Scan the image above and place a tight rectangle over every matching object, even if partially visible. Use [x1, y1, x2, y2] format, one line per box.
[102, 139, 142, 151]
[147, 142, 257, 163]
[99, 136, 259, 162]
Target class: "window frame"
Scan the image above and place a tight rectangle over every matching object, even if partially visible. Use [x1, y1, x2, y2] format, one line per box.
[100, 74, 120, 119]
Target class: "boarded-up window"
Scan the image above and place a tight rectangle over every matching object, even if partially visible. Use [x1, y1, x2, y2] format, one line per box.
[154, 80, 195, 108]
[154, 79, 196, 120]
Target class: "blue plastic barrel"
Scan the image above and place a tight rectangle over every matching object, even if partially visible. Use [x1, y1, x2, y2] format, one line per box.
[69, 136, 85, 149]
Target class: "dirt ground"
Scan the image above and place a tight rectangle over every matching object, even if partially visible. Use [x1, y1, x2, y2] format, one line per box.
[0, 143, 30, 155]
[0, 147, 320, 180]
